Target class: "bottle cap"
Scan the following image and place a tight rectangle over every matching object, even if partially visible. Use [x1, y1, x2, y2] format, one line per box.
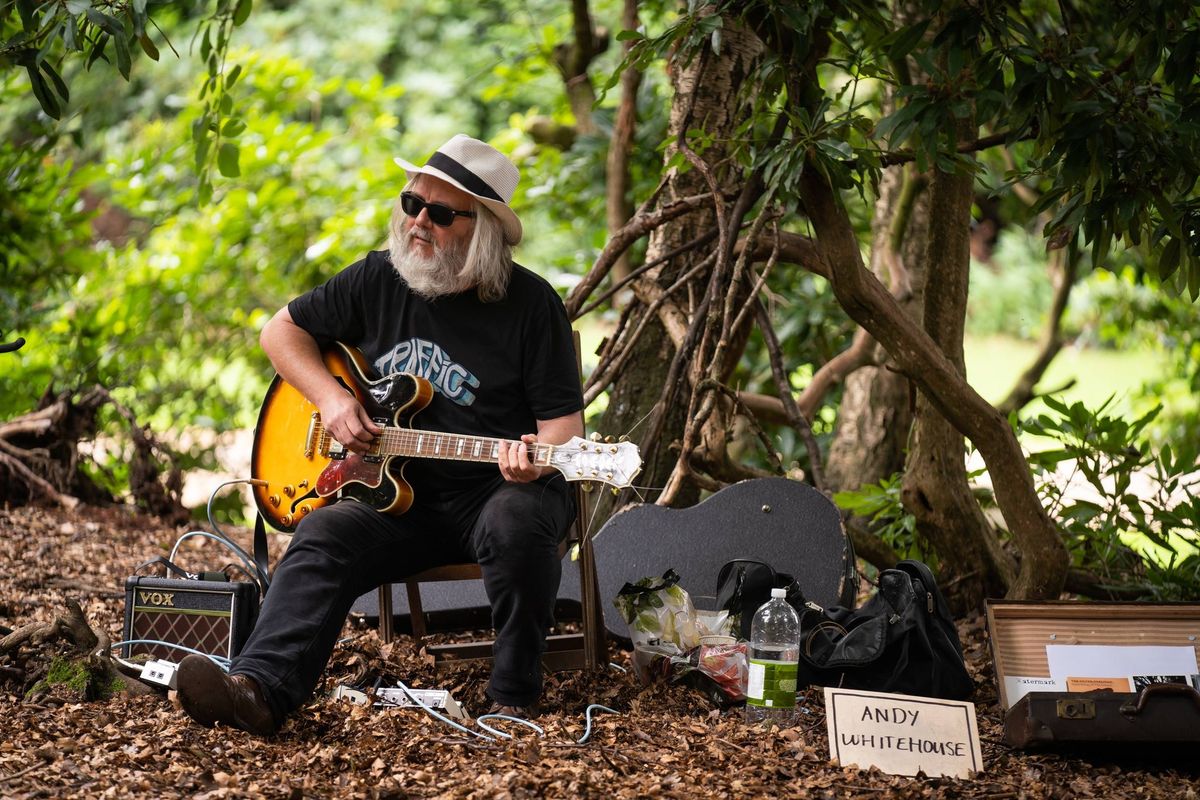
[770, 588, 787, 599]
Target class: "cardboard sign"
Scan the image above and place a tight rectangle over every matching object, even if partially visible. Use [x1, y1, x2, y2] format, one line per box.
[825, 687, 983, 778]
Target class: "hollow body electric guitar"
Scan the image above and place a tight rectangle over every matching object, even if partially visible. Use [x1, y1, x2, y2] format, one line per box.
[251, 342, 642, 532]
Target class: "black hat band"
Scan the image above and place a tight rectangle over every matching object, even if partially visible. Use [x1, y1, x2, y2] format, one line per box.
[426, 152, 503, 203]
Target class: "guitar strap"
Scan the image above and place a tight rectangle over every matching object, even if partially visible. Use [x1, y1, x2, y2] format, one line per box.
[253, 513, 271, 595]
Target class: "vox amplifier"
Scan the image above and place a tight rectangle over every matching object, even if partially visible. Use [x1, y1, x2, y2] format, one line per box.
[122, 576, 259, 662]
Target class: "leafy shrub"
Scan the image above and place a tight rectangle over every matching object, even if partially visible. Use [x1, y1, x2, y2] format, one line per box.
[1023, 396, 1200, 600]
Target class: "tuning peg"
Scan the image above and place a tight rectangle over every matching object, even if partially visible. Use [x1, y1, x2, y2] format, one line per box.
[618, 435, 629, 443]
[590, 432, 602, 442]
[604, 435, 614, 443]
[610, 487, 620, 496]
[581, 481, 595, 492]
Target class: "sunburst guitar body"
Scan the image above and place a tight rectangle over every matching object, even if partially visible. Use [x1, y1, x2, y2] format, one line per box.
[251, 342, 641, 532]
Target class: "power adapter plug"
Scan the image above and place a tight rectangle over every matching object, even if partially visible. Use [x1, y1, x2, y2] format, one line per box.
[140, 659, 179, 689]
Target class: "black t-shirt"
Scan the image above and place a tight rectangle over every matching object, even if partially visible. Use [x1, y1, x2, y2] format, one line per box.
[287, 250, 582, 497]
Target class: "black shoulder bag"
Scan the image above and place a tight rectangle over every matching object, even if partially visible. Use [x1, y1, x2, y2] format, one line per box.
[797, 560, 974, 700]
[715, 559, 808, 640]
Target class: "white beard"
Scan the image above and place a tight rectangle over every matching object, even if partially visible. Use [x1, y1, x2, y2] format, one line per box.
[388, 226, 469, 299]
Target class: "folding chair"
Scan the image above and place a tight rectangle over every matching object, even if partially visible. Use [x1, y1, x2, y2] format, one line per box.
[375, 332, 607, 671]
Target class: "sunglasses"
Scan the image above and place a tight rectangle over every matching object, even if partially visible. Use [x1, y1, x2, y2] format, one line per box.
[400, 192, 477, 227]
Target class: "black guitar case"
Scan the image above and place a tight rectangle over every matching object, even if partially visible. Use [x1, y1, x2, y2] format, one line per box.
[590, 477, 856, 639]
[354, 478, 856, 641]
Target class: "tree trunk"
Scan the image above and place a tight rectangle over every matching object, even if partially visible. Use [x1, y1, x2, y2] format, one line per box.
[797, 166, 1069, 600]
[824, 163, 923, 495]
[604, 0, 641, 287]
[599, 11, 763, 513]
[902, 149, 1013, 611]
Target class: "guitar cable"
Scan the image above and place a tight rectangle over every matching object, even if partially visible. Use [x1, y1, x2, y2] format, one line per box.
[165, 479, 270, 591]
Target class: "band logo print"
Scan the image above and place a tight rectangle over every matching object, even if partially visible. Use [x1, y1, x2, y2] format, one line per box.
[375, 338, 480, 406]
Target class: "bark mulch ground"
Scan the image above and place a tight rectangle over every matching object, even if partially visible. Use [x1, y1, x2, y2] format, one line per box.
[1, 503, 1197, 799]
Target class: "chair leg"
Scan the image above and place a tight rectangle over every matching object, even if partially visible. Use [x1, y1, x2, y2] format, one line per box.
[405, 581, 426, 646]
[378, 584, 394, 644]
[575, 484, 606, 670]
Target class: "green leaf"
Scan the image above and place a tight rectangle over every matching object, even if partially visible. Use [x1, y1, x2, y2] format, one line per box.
[64, 16, 78, 51]
[113, 32, 131, 79]
[1159, 237, 1181, 283]
[217, 142, 240, 177]
[886, 18, 931, 61]
[816, 139, 853, 160]
[221, 118, 246, 137]
[27, 64, 61, 119]
[39, 61, 69, 103]
[139, 33, 159, 61]
[224, 64, 242, 89]
[232, 0, 252, 26]
[86, 33, 109, 69]
[194, 132, 210, 171]
[85, 8, 122, 38]
[65, 0, 91, 14]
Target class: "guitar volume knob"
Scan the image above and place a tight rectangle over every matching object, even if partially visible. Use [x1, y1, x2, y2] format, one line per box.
[283, 485, 296, 498]
[281, 514, 294, 527]
[268, 494, 281, 507]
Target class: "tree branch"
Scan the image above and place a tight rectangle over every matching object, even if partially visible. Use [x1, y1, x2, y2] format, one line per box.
[872, 130, 1022, 168]
[604, 0, 642, 286]
[755, 299, 827, 490]
[565, 191, 715, 318]
[997, 248, 1078, 416]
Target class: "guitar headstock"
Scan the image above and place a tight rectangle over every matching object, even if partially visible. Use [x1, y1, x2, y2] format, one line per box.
[551, 435, 642, 489]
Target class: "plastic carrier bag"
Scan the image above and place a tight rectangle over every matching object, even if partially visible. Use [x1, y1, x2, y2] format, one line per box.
[612, 569, 699, 652]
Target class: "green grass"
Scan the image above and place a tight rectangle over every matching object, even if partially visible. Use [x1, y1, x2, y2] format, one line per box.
[964, 335, 1172, 421]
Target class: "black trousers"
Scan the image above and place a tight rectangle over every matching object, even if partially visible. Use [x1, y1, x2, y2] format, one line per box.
[232, 475, 574, 721]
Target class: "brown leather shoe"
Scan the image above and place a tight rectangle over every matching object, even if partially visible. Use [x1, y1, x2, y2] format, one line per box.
[177, 654, 278, 736]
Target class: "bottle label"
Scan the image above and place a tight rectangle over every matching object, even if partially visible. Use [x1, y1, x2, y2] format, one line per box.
[746, 658, 798, 708]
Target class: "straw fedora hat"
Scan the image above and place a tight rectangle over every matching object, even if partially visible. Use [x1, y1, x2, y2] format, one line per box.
[394, 134, 523, 245]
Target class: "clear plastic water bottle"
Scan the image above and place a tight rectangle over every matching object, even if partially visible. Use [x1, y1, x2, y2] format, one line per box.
[744, 587, 801, 725]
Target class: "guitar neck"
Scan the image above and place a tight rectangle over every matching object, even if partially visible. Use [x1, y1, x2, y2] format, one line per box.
[316, 422, 555, 467]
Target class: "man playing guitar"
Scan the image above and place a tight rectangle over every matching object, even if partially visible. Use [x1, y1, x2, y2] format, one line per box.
[177, 134, 585, 734]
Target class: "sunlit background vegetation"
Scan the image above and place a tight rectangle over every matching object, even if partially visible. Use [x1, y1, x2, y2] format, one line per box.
[3, 0, 1197, 596]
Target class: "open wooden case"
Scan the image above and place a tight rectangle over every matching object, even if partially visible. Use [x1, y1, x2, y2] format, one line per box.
[984, 601, 1200, 749]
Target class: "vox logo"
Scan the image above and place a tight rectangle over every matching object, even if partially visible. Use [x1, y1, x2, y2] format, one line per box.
[138, 591, 176, 607]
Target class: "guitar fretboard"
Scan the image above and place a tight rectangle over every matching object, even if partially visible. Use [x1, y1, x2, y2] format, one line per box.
[314, 421, 555, 466]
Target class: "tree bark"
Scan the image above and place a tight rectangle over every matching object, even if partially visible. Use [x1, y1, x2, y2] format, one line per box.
[824, 161, 921, 495]
[605, 0, 641, 287]
[597, 11, 763, 514]
[901, 146, 1013, 611]
[553, 0, 605, 136]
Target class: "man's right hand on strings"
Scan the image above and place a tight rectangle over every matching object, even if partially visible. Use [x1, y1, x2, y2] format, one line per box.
[318, 391, 381, 454]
